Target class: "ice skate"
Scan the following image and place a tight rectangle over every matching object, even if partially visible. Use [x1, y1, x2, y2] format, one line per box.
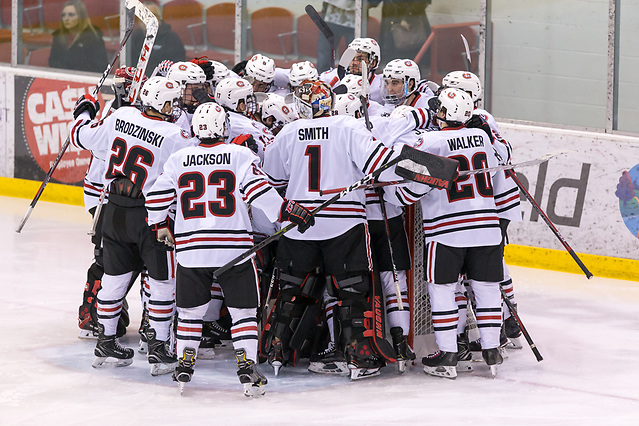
[390, 327, 415, 374]
[308, 342, 349, 375]
[173, 347, 196, 395]
[267, 338, 284, 377]
[482, 347, 503, 377]
[235, 349, 267, 398]
[346, 343, 382, 381]
[456, 333, 474, 372]
[422, 351, 457, 379]
[197, 336, 216, 360]
[78, 319, 100, 339]
[92, 324, 134, 368]
[145, 328, 177, 376]
[138, 308, 149, 354]
[504, 316, 523, 349]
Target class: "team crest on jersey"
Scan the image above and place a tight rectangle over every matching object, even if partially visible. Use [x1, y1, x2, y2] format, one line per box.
[181, 129, 191, 138]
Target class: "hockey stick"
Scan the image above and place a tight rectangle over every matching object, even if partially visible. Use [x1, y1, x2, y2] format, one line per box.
[305, 5, 334, 70]
[377, 189, 404, 310]
[15, 4, 136, 234]
[319, 180, 407, 196]
[461, 34, 471, 72]
[360, 61, 372, 130]
[88, 0, 159, 236]
[213, 145, 458, 279]
[493, 149, 593, 279]
[499, 286, 543, 362]
[127, 0, 159, 104]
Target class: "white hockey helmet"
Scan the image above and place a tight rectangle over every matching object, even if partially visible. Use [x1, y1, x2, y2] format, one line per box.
[333, 93, 362, 118]
[294, 80, 334, 119]
[209, 60, 231, 85]
[214, 77, 256, 115]
[167, 61, 207, 86]
[436, 88, 473, 125]
[389, 105, 416, 120]
[139, 76, 181, 117]
[348, 37, 381, 71]
[192, 102, 230, 140]
[442, 71, 483, 104]
[289, 61, 318, 88]
[261, 93, 297, 132]
[382, 59, 421, 105]
[245, 53, 276, 86]
[334, 74, 363, 95]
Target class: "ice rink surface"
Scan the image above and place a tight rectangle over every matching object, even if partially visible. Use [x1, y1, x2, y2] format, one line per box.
[1, 195, 638, 425]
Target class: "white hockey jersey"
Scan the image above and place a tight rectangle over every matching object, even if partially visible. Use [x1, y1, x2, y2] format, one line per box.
[392, 125, 502, 248]
[146, 141, 284, 268]
[227, 110, 274, 163]
[320, 69, 384, 105]
[474, 108, 521, 222]
[262, 114, 398, 241]
[70, 106, 197, 198]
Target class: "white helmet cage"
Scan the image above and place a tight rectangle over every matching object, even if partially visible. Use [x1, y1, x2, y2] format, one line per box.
[167, 61, 210, 113]
[436, 88, 474, 125]
[288, 61, 318, 88]
[261, 93, 297, 131]
[192, 102, 230, 141]
[333, 93, 362, 118]
[245, 53, 276, 89]
[139, 76, 181, 117]
[389, 105, 417, 120]
[348, 37, 381, 72]
[442, 71, 483, 104]
[214, 77, 257, 116]
[382, 59, 421, 105]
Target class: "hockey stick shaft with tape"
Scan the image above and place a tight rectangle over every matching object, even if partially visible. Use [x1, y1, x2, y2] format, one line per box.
[500, 286, 543, 362]
[16, 4, 136, 234]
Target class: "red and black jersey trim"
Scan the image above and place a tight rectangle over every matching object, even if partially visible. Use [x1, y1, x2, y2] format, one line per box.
[362, 143, 392, 175]
[145, 188, 177, 211]
[242, 178, 275, 204]
[422, 208, 500, 238]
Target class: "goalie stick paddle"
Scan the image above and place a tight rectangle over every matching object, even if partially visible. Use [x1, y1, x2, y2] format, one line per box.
[500, 286, 543, 362]
[15, 4, 136, 234]
[213, 145, 449, 279]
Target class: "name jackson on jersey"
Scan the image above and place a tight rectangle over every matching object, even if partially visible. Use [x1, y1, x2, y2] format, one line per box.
[183, 152, 231, 167]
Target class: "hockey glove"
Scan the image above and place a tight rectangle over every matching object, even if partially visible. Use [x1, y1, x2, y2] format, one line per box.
[279, 199, 314, 233]
[231, 134, 259, 155]
[73, 94, 100, 120]
[150, 220, 174, 249]
[153, 59, 174, 77]
[466, 114, 495, 144]
[192, 88, 215, 105]
[191, 57, 215, 81]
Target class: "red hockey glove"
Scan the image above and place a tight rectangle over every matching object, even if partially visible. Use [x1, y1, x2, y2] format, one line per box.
[231, 134, 259, 154]
[149, 220, 174, 249]
[279, 199, 314, 233]
[73, 94, 100, 120]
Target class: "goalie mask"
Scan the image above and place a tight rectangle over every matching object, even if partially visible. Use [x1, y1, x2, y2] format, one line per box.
[382, 59, 421, 105]
[245, 53, 276, 92]
[140, 76, 181, 120]
[294, 80, 333, 119]
[192, 102, 230, 141]
[214, 77, 257, 116]
[112, 66, 148, 107]
[442, 71, 483, 106]
[434, 88, 473, 126]
[333, 93, 362, 118]
[261, 93, 297, 135]
[288, 61, 318, 88]
[167, 61, 211, 113]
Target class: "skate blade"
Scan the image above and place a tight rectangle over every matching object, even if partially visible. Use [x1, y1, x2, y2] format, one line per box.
[197, 348, 215, 360]
[150, 362, 177, 376]
[78, 329, 98, 340]
[138, 340, 148, 354]
[397, 359, 409, 374]
[423, 365, 457, 379]
[498, 347, 509, 361]
[178, 381, 186, 395]
[92, 356, 133, 368]
[505, 337, 523, 349]
[349, 367, 381, 381]
[489, 364, 498, 377]
[457, 360, 474, 372]
[270, 361, 282, 377]
[308, 362, 349, 375]
[243, 383, 266, 398]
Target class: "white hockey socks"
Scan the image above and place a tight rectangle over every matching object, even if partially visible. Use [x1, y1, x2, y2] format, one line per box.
[176, 303, 207, 362]
[228, 307, 259, 362]
[96, 271, 133, 336]
[468, 279, 502, 349]
[500, 261, 516, 320]
[427, 282, 458, 353]
[380, 270, 411, 334]
[147, 277, 175, 341]
[203, 282, 224, 322]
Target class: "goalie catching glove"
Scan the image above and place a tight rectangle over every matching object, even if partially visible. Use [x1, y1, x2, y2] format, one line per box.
[149, 220, 174, 248]
[279, 200, 314, 233]
[73, 94, 100, 120]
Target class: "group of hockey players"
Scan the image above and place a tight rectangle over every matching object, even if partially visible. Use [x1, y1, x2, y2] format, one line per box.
[70, 34, 525, 397]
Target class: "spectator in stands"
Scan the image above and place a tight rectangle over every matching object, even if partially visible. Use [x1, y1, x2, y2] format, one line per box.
[48, 0, 108, 73]
[129, 1, 185, 77]
[317, 1, 356, 73]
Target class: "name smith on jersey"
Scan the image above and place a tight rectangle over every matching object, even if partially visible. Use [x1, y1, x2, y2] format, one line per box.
[183, 152, 232, 167]
[115, 118, 165, 148]
[447, 134, 485, 151]
[298, 126, 329, 140]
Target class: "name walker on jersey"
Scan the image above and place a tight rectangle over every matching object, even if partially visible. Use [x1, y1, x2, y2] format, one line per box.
[447, 135, 485, 151]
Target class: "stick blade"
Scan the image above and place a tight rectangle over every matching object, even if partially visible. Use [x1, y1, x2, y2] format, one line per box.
[396, 145, 459, 190]
[124, 2, 136, 33]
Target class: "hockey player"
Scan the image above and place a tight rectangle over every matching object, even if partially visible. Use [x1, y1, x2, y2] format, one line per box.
[145, 102, 314, 396]
[390, 88, 505, 379]
[260, 93, 297, 136]
[287, 61, 319, 92]
[262, 80, 400, 380]
[190, 57, 232, 92]
[70, 76, 196, 375]
[245, 53, 278, 93]
[382, 59, 434, 110]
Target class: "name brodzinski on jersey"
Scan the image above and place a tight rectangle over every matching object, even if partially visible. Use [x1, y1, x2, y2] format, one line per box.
[183, 153, 231, 167]
[298, 127, 329, 140]
[115, 118, 165, 148]
[447, 134, 485, 151]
